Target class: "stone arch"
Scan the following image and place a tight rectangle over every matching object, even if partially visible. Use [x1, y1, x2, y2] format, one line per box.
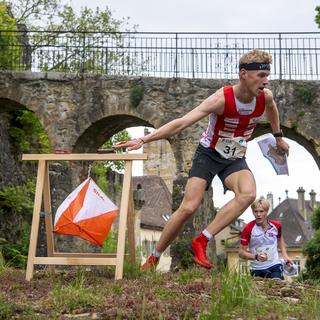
[73, 114, 178, 192]
[0, 98, 27, 112]
[73, 115, 152, 152]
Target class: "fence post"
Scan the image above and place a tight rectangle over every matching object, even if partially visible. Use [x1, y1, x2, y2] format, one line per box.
[81, 32, 86, 74]
[174, 33, 178, 78]
[278, 33, 282, 80]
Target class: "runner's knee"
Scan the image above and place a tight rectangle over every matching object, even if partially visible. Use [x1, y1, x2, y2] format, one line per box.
[236, 191, 256, 208]
[178, 202, 198, 219]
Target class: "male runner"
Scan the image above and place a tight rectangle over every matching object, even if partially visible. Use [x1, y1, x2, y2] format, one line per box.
[114, 49, 289, 270]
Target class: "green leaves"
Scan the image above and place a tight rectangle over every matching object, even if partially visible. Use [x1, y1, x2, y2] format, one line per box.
[303, 206, 320, 280]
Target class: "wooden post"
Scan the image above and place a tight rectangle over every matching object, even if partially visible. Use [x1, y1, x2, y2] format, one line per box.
[43, 163, 55, 273]
[127, 184, 136, 265]
[26, 160, 46, 281]
[22, 153, 147, 281]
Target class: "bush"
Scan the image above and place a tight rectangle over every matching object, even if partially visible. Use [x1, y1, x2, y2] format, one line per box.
[303, 206, 320, 280]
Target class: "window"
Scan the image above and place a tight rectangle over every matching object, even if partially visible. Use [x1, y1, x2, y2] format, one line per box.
[293, 260, 301, 274]
[162, 214, 170, 222]
[141, 239, 157, 257]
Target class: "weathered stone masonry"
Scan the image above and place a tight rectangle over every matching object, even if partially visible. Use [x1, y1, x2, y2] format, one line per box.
[0, 71, 319, 172]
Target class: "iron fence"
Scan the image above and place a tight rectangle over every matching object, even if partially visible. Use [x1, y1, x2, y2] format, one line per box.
[1, 30, 320, 79]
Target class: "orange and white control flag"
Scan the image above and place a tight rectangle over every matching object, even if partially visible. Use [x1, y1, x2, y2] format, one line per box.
[54, 177, 118, 247]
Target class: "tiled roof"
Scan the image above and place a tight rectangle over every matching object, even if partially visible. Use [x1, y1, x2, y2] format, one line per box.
[267, 198, 318, 248]
[133, 176, 172, 230]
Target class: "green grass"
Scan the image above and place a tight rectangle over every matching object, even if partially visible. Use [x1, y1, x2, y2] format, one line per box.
[200, 268, 320, 319]
[1, 266, 320, 319]
[48, 268, 102, 314]
[0, 299, 38, 320]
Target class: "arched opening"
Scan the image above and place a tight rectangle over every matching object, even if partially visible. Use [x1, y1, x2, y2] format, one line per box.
[73, 119, 177, 271]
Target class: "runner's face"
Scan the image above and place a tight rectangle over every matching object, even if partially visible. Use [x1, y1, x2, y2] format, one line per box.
[253, 204, 268, 225]
[243, 69, 270, 96]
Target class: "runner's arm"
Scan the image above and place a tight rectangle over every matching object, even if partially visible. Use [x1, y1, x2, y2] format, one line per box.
[264, 89, 290, 155]
[113, 89, 225, 150]
[239, 244, 256, 260]
[278, 235, 293, 265]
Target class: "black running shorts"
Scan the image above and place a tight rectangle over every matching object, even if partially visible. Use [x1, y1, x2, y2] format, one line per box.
[188, 143, 251, 192]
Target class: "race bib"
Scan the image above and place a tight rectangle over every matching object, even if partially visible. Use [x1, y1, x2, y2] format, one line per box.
[215, 137, 247, 159]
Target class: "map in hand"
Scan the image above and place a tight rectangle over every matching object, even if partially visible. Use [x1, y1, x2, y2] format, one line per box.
[256, 134, 289, 175]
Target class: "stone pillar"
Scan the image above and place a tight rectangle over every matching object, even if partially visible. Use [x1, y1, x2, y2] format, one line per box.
[266, 192, 274, 213]
[143, 128, 176, 193]
[309, 189, 317, 211]
[297, 187, 307, 220]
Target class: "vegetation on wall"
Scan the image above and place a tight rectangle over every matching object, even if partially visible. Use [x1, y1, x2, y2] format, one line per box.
[8, 110, 50, 154]
[130, 85, 144, 108]
[295, 85, 317, 105]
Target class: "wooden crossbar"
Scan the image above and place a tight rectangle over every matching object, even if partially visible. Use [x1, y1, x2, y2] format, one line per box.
[23, 153, 147, 281]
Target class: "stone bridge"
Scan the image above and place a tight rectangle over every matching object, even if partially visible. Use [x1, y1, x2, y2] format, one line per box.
[0, 71, 319, 173]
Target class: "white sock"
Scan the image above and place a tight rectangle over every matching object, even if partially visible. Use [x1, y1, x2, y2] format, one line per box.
[202, 229, 213, 240]
[152, 250, 162, 258]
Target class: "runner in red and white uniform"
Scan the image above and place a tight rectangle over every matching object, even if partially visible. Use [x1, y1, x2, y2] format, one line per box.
[239, 198, 293, 279]
[114, 49, 290, 271]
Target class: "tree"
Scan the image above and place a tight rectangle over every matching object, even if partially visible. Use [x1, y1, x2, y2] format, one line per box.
[0, 1, 22, 70]
[6, 0, 137, 73]
[315, 6, 320, 28]
[303, 206, 320, 280]
[91, 130, 131, 192]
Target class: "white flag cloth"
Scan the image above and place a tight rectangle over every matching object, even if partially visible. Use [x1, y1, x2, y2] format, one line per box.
[54, 177, 118, 247]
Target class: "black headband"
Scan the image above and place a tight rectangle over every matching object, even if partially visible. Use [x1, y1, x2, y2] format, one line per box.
[239, 63, 271, 71]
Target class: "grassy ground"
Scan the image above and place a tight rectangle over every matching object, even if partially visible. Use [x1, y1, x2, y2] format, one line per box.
[0, 264, 320, 320]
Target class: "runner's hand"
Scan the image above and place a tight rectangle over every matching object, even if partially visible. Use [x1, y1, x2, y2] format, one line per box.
[113, 138, 144, 151]
[276, 138, 290, 156]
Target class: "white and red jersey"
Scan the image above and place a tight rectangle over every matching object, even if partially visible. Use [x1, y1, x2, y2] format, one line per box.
[200, 86, 265, 159]
[241, 220, 282, 270]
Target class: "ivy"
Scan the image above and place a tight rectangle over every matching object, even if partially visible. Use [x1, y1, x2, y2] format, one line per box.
[296, 85, 317, 105]
[8, 110, 50, 153]
[0, 178, 35, 213]
[130, 86, 144, 108]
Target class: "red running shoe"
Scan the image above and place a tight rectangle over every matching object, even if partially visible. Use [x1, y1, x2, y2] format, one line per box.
[192, 233, 213, 269]
[141, 255, 160, 270]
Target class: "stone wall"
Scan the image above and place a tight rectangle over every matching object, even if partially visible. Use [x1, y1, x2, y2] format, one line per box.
[0, 73, 319, 171]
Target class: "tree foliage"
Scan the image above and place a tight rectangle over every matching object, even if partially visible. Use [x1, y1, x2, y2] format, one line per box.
[315, 6, 320, 29]
[303, 206, 320, 280]
[5, 0, 137, 73]
[0, 1, 22, 70]
[91, 130, 131, 192]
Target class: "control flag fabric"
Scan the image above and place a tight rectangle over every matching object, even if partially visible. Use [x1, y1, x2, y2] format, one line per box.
[54, 178, 118, 247]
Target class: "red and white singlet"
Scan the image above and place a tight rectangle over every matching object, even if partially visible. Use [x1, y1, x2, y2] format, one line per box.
[240, 220, 282, 270]
[200, 86, 265, 159]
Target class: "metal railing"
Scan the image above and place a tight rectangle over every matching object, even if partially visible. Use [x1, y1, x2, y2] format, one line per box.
[1, 30, 320, 79]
